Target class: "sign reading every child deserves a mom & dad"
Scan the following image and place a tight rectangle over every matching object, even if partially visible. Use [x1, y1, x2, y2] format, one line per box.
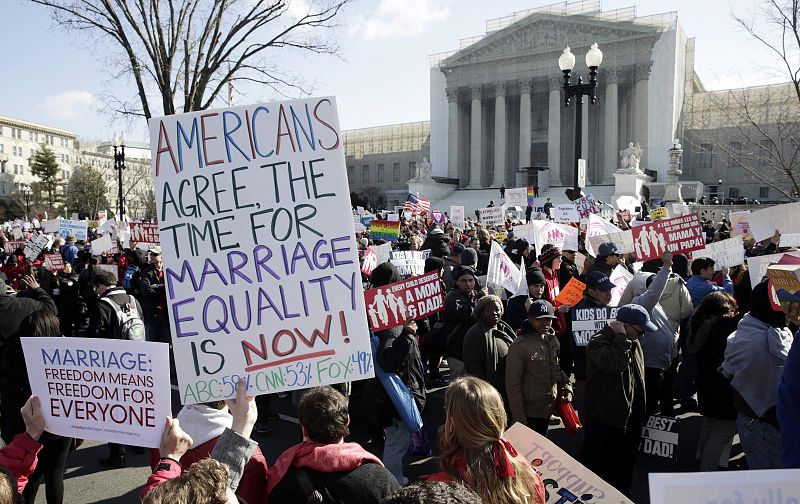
[149, 97, 373, 404]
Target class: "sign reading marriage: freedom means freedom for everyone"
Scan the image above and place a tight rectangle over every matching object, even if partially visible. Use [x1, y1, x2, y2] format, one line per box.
[148, 97, 373, 404]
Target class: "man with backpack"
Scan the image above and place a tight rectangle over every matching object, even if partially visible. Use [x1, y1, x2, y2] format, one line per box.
[84, 268, 145, 468]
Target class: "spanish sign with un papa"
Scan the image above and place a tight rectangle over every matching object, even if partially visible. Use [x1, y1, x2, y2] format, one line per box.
[149, 97, 373, 404]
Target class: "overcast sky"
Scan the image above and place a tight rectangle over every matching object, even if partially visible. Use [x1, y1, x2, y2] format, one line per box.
[0, 0, 789, 142]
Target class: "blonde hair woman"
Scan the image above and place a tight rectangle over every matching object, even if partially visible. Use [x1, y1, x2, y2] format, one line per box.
[426, 377, 545, 504]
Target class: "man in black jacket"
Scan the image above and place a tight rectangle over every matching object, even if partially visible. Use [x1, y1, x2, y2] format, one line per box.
[138, 246, 169, 344]
[420, 225, 450, 258]
[370, 262, 426, 485]
[0, 274, 57, 351]
[268, 386, 399, 503]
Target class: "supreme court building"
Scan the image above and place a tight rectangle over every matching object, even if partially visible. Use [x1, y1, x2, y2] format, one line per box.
[429, 2, 686, 193]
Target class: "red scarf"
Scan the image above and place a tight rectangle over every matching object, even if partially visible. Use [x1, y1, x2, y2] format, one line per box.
[266, 441, 383, 494]
[425, 438, 519, 482]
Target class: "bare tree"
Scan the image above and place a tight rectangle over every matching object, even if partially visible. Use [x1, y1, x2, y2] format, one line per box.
[65, 165, 110, 219]
[32, 0, 349, 119]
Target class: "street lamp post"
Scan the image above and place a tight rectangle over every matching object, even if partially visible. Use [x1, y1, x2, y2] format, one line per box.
[559, 43, 603, 201]
[112, 133, 126, 222]
[21, 185, 32, 217]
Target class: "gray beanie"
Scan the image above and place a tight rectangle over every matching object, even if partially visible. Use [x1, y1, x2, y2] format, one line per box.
[460, 248, 478, 267]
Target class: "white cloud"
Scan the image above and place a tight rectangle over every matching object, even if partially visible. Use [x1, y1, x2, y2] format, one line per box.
[349, 0, 449, 41]
[36, 90, 97, 121]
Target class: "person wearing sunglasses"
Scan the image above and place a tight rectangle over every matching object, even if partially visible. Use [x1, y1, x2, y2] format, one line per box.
[582, 303, 658, 497]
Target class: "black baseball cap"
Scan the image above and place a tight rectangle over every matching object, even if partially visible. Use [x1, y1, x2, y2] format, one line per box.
[527, 299, 557, 319]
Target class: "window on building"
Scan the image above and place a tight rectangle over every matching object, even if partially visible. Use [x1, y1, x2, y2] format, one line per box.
[377, 164, 385, 183]
[28, 131, 33, 141]
[34, 132, 38, 143]
[347, 166, 354, 182]
[728, 187, 740, 198]
[362, 165, 369, 183]
[760, 186, 770, 199]
[11, 146, 15, 156]
[408, 161, 417, 179]
[13, 165, 18, 175]
[19, 165, 23, 176]
[759, 140, 773, 165]
[393, 162, 400, 182]
[699, 143, 712, 169]
[728, 142, 741, 166]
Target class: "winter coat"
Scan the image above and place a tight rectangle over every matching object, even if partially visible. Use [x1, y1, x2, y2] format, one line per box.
[502, 295, 529, 332]
[84, 287, 143, 339]
[620, 272, 692, 333]
[0, 433, 42, 493]
[441, 288, 481, 360]
[687, 274, 733, 308]
[505, 324, 571, 423]
[689, 316, 739, 420]
[138, 264, 167, 316]
[462, 318, 517, 398]
[778, 335, 800, 468]
[585, 325, 646, 430]
[54, 271, 80, 315]
[376, 325, 426, 416]
[558, 256, 580, 289]
[721, 313, 793, 418]
[420, 233, 450, 259]
[442, 257, 459, 291]
[0, 286, 57, 350]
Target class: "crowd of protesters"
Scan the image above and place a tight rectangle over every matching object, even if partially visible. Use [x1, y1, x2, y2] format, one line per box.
[0, 199, 798, 504]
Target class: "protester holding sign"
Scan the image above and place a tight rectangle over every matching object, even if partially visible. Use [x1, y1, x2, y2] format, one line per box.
[53, 262, 80, 337]
[505, 300, 572, 436]
[59, 236, 78, 265]
[583, 304, 656, 496]
[721, 280, 794, 469]
[420, 225, 449, 258]
[427, 377, 545, 504]
[462, 295, 517, 403]
[687, 258, 733, 308]
[569, 272, 617, 382]
[441, 266, 485, 379]
[589, 242, 624, 276]
[138, 247, 169, 345]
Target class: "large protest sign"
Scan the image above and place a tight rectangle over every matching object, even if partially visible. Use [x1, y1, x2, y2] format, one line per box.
[505, 422, 633, 503]
[371, 242, 392, 266]
[571, 305, 618, 346]
[24, 233, 53, 262]
[649, 468, 800, 504]
[729, 210, 753, 240]
[486, 241, 522, 293]
[748, 201, 800, 242]
[551, 204, 580, 223]
[692, 236, 745, 269]
[514, 221, 578, 254]
[363, 271, 443, 331]
[450, 206, 465, 229]
[21, 337, 171, 448]
[573, 194, 599, 219]
[149, 97, 373, 404]
[585, 213, 629, 257]
[129, 222, 160, 248]
[3, 240, 26, 254]
[781, 233, 800, 248]
[58, 219, 88, 241]
[632, 214, 704, 261]
[43, 253, 65, 272]
[42, 219, 60, 234]
[370, 219, 400, 242]
[504, 186, 529, 207]
[640, 415, 679, 461]
[91, 234, 114, 256]
[609, 264, 633, 306]
[747, 251, 800, 289]
[588, 229, 634, 257]
[479, 206, 504, 225]
[430, 209, 446, 224]
[390, 250, 431, 277]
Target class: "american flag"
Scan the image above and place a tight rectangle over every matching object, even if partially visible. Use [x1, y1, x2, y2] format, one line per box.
[404, 193, 430, 215]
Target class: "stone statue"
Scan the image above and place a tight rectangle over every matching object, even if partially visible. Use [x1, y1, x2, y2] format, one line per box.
[619, 142, 643, 172]
[415, 157, 433, 181]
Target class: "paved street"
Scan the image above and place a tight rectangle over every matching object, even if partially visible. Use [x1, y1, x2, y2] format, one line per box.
[36, 379, 744, 504]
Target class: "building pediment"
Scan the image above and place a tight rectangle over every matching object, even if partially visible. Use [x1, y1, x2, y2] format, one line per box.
[440, 13, 662, 69]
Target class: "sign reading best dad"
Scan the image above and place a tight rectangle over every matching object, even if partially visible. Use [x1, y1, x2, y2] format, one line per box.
[149, 97, 373, 404]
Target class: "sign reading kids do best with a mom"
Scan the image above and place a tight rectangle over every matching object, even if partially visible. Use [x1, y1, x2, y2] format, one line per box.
[149, 97, 373, 404]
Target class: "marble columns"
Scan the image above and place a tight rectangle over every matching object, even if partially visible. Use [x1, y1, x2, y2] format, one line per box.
[446, 88, 460, 180]
[633, 63, 651, 167]
[493, 82, 507, 187]
[603, 69, 618, 183]
[548, 76, 562, 186]
[469, 85, 482, 188]
[519, 79, 532, 176]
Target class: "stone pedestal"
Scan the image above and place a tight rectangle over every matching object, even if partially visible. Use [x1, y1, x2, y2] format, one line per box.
[664, 139, 684, 203]
[407, 178, 457, 202]
[612, 169, 652, 210]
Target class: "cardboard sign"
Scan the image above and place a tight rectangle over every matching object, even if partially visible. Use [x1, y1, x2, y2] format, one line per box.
[585, 213, 627, 257]
[24, 234, 53, 262]
[588, 229, 635, 257]
[504, 186, 529, 207]
[573, 194, 599, 219]
[479, 206, 504, 226]
[649, 469, 800, 504]
[21, 337, 171, 448]
[513, 221, 578, 255]
[389, 250, 430, 277]
[149, 97, 373, 404]
[91, 234, 114, 256]
[361, 248, 378, 276]
[505, 422, 633, 504]
[632, 214, 704, 261]
[129, 222, 160, 247]
[371, 242, 392, 266]
[370, 219, 400, 242]
[640, 415, 679, 461]
[551, 204, 580, 223]
[43, 253, 65, 272]
[58, 219, 88, 241]
[571, 305, 618, 346]
[486, 241, 522, 293]
[748, 201, 800, 242]
[692, 236, 745, 269]
[649, 207, 668, 220]
[729, 210, 752, 240]
[363, 271, 443, 331]
[609, 264, 633, 307]
[450, 206, 465, 229]
[555, 277, 585, 306]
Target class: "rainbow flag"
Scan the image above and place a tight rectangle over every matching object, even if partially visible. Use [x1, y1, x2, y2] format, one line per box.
[527, 186, 534, 206]
[370, 220, 401, 242]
